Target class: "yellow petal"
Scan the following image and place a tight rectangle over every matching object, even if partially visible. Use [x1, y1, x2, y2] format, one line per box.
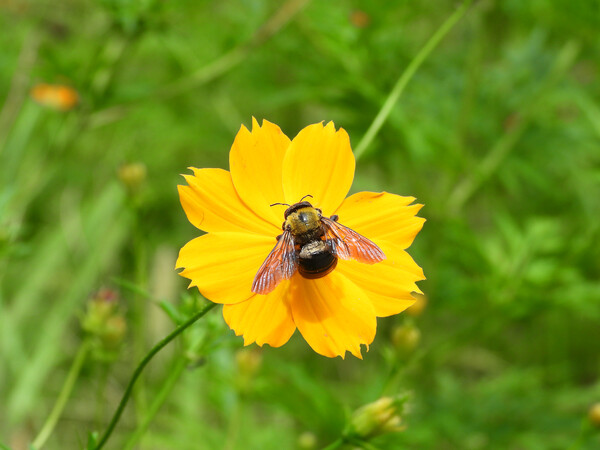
[176, 232, 277, 304]
[229, 119, 291, 227]
[222, 281, 296, 348]
[378, 240, 425, 279]
[358, 292, 416, 318]
[282, 122, 355, 215]
[289, 272, 376, 359]
[336, 240, 424, 317]
[334, 191, 425, 249]
[178, 168, 279, 235]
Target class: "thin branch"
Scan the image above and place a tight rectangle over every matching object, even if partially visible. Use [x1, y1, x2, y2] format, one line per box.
[94, 302, 217, 450]
[354, 0, 475, 160]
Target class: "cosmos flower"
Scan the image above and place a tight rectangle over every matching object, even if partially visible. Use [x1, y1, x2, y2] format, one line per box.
[176, 119, 425, 358]
[30, 83, 79, 111]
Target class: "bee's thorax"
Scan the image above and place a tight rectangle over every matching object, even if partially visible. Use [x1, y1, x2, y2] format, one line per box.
[285, 206, 323, 245]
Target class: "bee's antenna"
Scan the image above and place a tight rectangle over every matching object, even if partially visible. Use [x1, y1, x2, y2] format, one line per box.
[270, 202, 290, 207]
[300, 194, 313, 202]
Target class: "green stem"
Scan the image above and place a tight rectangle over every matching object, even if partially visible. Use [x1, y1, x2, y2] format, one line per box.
[567, 416, 593, 450]
[349, 438, 379, 450]
[322, 436, 345, 450]
[223, 396, 243, 450]
[130, 200, 149, 422]
[123, 357, 187, 449]
[94, 365, 110, 429]
[87, 0, 311, 128]
[158, 0, 311, 99]
[31, 340, 91, 449]
[94, 302, 217, 450]
[446, 40, 580, 214]
[354, 0, 474, 160]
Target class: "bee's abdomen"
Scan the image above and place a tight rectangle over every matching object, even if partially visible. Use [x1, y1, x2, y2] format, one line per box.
[297, 241, 338, 279]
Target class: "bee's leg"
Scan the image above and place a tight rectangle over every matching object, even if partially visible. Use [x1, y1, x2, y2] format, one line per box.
[330, 214, 339, 222]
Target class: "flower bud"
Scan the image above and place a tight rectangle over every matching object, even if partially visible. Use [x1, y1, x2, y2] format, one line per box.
[102, 316, 127, 348]
[81, 288, 126, 360]
[297, 431, 317, 449]
[235, 348, 262, 393]
[391, 324, 420, 354]
[350, 10, 370, 28]
[589, 403, 600, 427]
[118, 162, 147, 193]
[406, 293, 427, 317]
[236, 348, 262, 376]
[81, 289, 118, 331]
[348, 396, 407, 439]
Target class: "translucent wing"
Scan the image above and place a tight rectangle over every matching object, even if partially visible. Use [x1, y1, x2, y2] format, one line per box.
[252, 231, 297, 294]
[321, 217, 385, 263]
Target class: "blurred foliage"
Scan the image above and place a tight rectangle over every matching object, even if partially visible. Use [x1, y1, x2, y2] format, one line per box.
[1, 0, 600, 448]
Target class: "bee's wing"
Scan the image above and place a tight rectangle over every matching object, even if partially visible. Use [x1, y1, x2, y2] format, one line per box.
[321, 217, 385, 263]
[252, 231, 298, 294]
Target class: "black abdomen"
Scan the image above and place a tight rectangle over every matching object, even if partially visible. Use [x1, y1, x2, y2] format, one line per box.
[297, 240, 338, 279]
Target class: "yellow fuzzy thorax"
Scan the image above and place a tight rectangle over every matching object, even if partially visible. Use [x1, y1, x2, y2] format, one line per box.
[285, 206, 321, 235]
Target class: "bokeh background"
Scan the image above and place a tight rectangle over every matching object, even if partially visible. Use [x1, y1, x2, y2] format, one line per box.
[1, 0, 600, 448]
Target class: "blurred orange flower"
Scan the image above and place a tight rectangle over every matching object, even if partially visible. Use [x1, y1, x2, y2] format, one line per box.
[30, 83, 79, 111]
[176, 119, 425, 358]
[350, 10, 371, 28]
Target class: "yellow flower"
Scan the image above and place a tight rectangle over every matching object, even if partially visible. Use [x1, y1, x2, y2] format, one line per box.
[176, 119, 425, 358]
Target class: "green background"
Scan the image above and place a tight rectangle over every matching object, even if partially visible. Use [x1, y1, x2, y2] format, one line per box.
[1, 0, 599, 448]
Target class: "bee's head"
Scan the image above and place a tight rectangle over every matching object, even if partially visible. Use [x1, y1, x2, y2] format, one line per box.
[283, 201, 315, 218]
[270, 195, 320, 219]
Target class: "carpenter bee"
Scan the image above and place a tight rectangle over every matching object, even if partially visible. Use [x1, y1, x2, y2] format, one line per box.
[252, 195, 385, 294]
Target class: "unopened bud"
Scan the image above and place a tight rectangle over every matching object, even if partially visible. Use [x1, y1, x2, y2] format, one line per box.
[81, 288, 126, 359]
[297, 431, 317, 449]
[348, 396, 407, 439]
[406, 293, 427, 317]
[102, 316, 127, 348]
[235, 348, 262, 392]
[118, 162, 147, 192]
[81, 289, 119, 331]
[589, 403, 600, 427]
[391, 324, 420, 354]
[236, 348, 262, 377]
[350, 10, 370, 28]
